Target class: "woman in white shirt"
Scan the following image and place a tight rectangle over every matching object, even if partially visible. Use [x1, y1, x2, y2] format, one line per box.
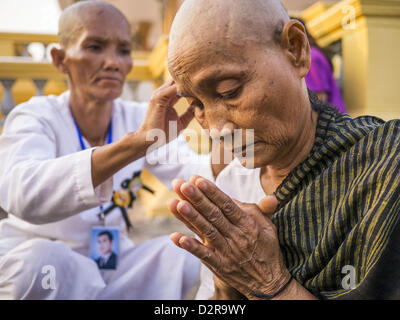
[0, 1, 214, 299]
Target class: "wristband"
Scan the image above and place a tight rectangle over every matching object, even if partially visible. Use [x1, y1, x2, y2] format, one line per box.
[249, 275, 293, 300]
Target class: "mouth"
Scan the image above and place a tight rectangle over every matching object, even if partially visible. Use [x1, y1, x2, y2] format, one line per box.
[97, 77, 123, 84]
[231, 142, 259, 155]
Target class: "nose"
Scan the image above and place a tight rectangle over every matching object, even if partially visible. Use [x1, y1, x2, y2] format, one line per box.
[103, 48, 121, 71]
[201, 103, 236, 139]
[209, 122, 236, 140]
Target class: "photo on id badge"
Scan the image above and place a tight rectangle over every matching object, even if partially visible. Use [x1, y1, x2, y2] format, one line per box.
[90, 227, 120, 270]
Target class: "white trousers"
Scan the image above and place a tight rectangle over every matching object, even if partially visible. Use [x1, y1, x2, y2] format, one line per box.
[0, 235, 200, 300]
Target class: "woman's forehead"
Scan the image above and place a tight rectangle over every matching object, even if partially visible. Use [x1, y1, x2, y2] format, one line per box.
[171, 44, 267, 95]
[60, 4, 131, 48]
[69, 19, 131, 48]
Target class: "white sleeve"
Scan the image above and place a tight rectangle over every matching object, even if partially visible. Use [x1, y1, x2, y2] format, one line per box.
[195, 264, 215, 300]
[144, 135, 214, 190]
[0, 110, 113, 225]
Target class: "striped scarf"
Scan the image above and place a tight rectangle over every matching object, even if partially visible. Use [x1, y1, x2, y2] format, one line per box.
[272, 101, 400, 299]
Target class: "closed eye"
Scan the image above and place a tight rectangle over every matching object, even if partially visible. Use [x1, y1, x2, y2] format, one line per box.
[86, 44, 102, 52]
[119, 47, 132, 55]
[218, 87, 241, 100]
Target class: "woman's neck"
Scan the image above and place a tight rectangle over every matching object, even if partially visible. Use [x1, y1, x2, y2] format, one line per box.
[260, 100, 319, 195]
[69, 90, 114, 147]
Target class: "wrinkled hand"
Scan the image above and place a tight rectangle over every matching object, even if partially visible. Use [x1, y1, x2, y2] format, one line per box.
[168, 175, 291, 299]
[138, 79, 194, 148]
[212, 275, 245, 300]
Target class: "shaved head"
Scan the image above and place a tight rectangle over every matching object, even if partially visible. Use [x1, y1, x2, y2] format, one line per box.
[168, 0, 289, 77]
[167, 0, 313, 170]
[51, 0, 133, 104]
[58, 0, 130, 48]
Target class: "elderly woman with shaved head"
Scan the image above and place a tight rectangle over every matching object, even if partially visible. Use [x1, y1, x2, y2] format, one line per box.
[167, 0, 400, 299]
[0, 1, 221, 299]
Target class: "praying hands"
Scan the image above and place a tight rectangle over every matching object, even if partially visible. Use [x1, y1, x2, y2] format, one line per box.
[168, 175, 316, 300]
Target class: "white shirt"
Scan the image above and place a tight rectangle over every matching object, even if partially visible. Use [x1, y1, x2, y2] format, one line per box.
[195, 157, 266, 299]
[100, 251, 112, 261]
[0, 91, 213, 253]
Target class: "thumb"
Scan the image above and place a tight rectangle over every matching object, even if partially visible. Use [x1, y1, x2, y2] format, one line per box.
[258, 195, 278, 220]
[179, 105, 195, 131]
[232, 199, 273, 226]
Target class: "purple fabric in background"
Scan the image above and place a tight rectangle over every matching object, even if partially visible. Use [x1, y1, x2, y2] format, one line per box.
[305, 47, 347, 114]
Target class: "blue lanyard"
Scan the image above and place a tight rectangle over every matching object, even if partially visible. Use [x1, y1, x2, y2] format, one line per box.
[73, 119, 113, 150]
[73, 118, 113, 214]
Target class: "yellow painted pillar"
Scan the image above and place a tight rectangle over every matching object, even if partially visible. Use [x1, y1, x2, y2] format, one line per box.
[303, 0, 400, 120]
[342, 16, 368, 117]
[342, 0, 400, 120]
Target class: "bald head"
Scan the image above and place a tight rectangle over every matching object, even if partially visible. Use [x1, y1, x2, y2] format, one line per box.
[167, 0, 312, 169]
[168, 0, 289, 76]
[58, 0, 130, 48]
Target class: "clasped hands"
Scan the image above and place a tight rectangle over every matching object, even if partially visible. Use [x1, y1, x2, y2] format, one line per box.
[167, 175, 292, 300]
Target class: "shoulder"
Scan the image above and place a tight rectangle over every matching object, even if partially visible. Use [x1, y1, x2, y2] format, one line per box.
[112, 98, 149, 129]
[321, 105, 390, 146]
[3, 92, 70, 134]
[342, 115, 400, 146]
[315, 107, 400, 171]
[7, 92, 68, 118]
[113, 98, 148, 117]
[334, 115, 400, 183]
[370, 119, 400, 161]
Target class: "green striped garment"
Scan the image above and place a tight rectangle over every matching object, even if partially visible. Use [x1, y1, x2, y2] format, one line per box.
[272, 101, 400, 299]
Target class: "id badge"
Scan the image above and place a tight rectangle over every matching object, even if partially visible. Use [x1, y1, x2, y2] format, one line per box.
[90, 227, 120, 270]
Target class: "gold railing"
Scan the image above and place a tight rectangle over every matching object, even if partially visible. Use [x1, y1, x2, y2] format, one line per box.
[0, 33, 169, 121]
[0, 32, 59, 57]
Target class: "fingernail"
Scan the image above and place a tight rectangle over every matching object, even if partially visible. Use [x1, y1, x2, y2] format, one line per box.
[179, 237, 191, 249]
[197, 179, 208, 191]
[179, 202, 191, 214]
[182, 183, 194, 196]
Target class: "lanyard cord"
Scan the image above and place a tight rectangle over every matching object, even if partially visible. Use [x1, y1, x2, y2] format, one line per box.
[73, 119, 113, 150]
[73, 117, 133, 231]
[73, 117, 113, 217]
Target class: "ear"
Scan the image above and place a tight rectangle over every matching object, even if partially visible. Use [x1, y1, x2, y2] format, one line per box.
[280, 19, 311, 78]
[193, 105, 209, 129]
[50, 47, 68, 74]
